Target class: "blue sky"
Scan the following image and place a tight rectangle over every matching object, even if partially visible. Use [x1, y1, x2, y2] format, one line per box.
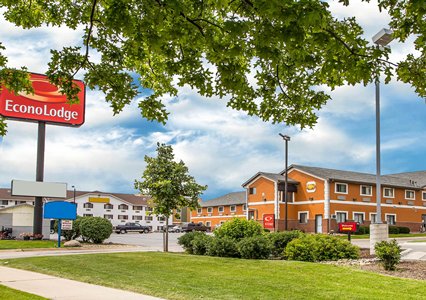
[0, 1, 425, 200]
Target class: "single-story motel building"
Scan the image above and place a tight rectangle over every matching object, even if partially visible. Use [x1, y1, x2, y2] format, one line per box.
[191, 165, 426, 233]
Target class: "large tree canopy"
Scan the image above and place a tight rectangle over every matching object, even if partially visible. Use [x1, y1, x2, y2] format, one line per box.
[0, 0, 424, 136]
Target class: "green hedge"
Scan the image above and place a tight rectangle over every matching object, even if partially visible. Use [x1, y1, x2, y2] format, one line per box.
[284, 234, 360, 262]
[177, 231, 207, 254]
[79, 217, 112, 244]
[237, 236, 271, 259]
[214, 218, 263, 241]
[375, 239, 402, 271]
[267, 230, 305, 257]
[206, 237, 240, 258]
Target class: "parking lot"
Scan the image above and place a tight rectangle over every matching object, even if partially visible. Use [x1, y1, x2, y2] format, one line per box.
[106, 232, 184, 252]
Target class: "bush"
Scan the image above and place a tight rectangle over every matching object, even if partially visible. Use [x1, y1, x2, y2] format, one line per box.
[356, 226, 370, 235]
[214, 218, 263, 241]
[191, 234, 213, 255]
[178, 231, 207, 254]
[206, 237, 240, 258]
[267, 230, 305, 257]
[398, 226, 410, 234]
[237, 236, 271, 259]
[375, 239, 402, 271]
[284, 234, 360, 262]
[388, 226, 399, 234]
[79, 217, 113, 244]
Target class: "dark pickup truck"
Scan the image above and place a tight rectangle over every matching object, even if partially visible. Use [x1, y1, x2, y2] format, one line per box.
[181, 222, 211, 232]
[114, 223, 151, 234]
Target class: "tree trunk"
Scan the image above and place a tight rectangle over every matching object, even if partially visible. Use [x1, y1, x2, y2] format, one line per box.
[164, 216, 169, 252]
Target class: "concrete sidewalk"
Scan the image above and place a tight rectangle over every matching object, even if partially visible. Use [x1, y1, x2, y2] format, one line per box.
[0, 266, 163, 300]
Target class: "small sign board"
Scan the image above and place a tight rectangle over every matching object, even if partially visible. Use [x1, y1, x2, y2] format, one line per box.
[338, 222, 359, 233]
[263, 214, 275, 229]
[12, 180, 67, 198]
[43, 201, 77, 220]
[62, 220, 73, 230]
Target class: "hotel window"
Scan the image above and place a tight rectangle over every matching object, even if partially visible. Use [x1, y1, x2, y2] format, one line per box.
[104, 203, 113, 209]
[230, 205, 236, 212]
[370, 213, 377, 223]
[145, 216, 153, 221]
[243, 204, 247, 211]
[298, 212, 308, 224]
[405, 190, 415, 200]
[360, 185, 372, 196]
[249, 187, 256, 195]
[197, 208, 202, 214]
[118, 204, 128, 210]
[158, 216, 166, 221]
[83, 202, 93, 208]
[423, 191, 426, 201]
[0, 200, 8, 205]
[206, 221, 211, 227]
[336, 212, 347, 223]
[353, 213, 364, 224]
[335, 183, 348, 194]
[383, 187, 394, 198]
[386, 214, 396, 225]
[146, 207, 153, 212]
[118, 215, 128, 220]
[133, 215, 143, 220]
[15, 201, 26, 205]
[207, 207, 213, 213]
[218, 206, 224, 213]
[83, 214, 93, 217]
[133, 206, 143, 210]
[104, 214, 113, 220]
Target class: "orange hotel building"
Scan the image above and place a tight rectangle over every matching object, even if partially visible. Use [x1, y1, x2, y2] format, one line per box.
[191, 165, 426, 233]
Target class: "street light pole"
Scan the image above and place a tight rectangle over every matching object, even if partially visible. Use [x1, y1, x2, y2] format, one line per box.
[372, 28, 394, 224]
[71, 185, 76, 203]
[279, 133, 290, 231]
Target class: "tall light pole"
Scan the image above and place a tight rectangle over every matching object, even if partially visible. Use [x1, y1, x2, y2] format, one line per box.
[372, 28, 394, 224]
[279, 133, 290, 231]
[71, 185, 76, 203]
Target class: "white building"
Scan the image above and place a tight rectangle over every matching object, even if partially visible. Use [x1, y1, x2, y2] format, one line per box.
[0, 188, 173, 232]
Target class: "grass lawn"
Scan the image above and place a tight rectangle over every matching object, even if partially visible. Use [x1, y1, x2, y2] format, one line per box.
[0, 240, 61, 250]
[2, 252, 426, 300]
[0, 284, 47, 300]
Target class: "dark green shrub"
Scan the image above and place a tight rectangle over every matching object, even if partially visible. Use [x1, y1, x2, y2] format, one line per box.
[397, 226, 410, 234]
[206, 237, 240, 258]
[388, 226, 399, 234]
[284, 234, 360, 262]
[267, 230, 305, 257]
[375, 239, 401, 271]
[191, 234, 213, 255]
[214, 218, 263, 241]
[237, 236, 271, 259]
[79, 217, 113, 244]
[178, 231, 207, 254]
[356, 226, 370, 235]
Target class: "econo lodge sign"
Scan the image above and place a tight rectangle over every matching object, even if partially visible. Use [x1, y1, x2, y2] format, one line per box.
[0, 73, 85, 126]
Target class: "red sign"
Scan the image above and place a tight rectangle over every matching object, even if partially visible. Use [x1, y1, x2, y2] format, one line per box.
[0, 73, 85, 126]
[263, 214, 275, 229]
[338, 222, 358, 233]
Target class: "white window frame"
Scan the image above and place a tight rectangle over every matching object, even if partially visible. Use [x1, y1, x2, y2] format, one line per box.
[335, 183, 348, 194]
[298, 211, 309, 224]
[385, 213, 397, 225]
[243, 204, 247, 211]
[353, 212, 365, 224]
[369, 213, 377, 223]
[422, 191, 426, 201]
[249, 187, 256, 195]
[405, 190, 415, 200]
[218, 206, 224, 213]
[360, 185, 372, 196]
[206, 221, 211, 227]
[383, 187, 395, 198]
[230, 205, 236, 212]
[335, 211, 348, 223]
[207, 207, 213, 213]
[197, 208, 202, 214]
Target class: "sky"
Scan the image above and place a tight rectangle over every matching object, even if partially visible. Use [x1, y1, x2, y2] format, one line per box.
[0, 1, 425, 201]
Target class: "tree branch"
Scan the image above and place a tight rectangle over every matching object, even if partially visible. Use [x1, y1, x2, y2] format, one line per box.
[180, 12, 205, 37]
[276, 65, 292, 101]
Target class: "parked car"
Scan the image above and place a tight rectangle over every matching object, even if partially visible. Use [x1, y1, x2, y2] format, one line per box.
[181, 222, 211, 232]
[114, 223, 151, 234]
[163, 225, 182, 233]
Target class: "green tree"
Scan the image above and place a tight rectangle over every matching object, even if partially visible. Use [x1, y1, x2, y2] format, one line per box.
[0, 1, 424, 135]
[135, 142, 206, 252]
